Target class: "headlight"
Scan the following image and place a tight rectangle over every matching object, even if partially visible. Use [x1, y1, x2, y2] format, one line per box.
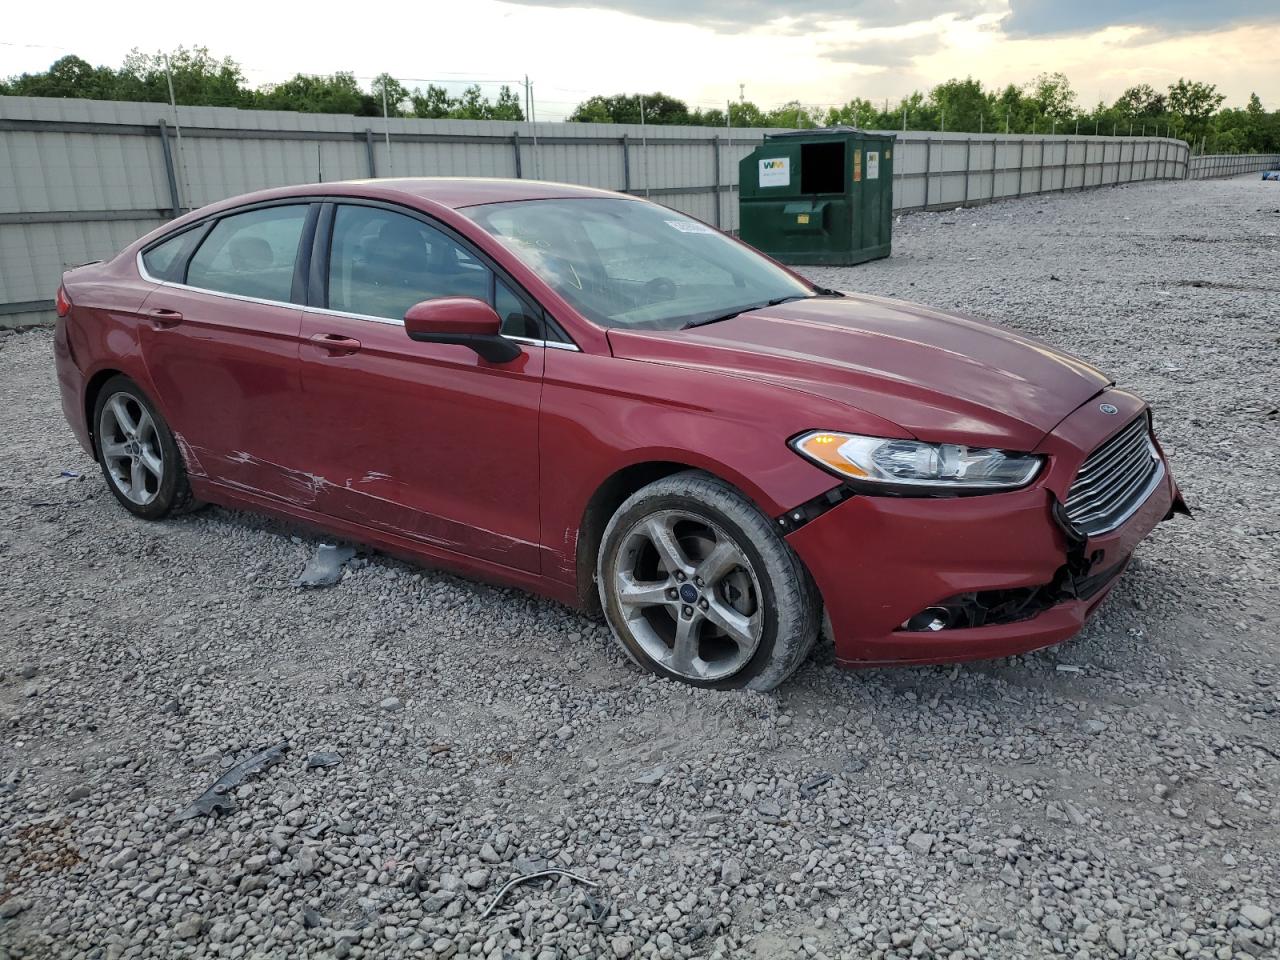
[791, 431, 1042, 492]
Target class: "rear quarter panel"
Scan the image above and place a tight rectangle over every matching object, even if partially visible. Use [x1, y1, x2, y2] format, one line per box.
[60, 257, 159, 449]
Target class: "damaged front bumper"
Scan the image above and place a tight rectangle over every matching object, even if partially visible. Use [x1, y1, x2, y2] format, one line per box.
[785, 392, 1184, 667]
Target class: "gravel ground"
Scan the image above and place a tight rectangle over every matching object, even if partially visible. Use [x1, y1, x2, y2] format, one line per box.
[2, 176, 1278, 960]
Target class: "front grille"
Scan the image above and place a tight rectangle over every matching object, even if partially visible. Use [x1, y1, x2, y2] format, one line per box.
[1064, 416, 1163, 536]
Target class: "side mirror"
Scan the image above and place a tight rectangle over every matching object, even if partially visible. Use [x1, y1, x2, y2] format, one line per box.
[403, 298, 521, 363]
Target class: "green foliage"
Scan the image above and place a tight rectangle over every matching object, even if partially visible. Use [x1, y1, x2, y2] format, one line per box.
[2, 50, 1277, 154]
[256, 73, 370, 115]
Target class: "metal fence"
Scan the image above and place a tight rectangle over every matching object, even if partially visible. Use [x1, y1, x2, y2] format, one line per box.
[0, 95, 1198, 326]
[1187, 153, 1280, 179]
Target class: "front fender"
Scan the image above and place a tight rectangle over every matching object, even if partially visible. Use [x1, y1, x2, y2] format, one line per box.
[538, 349, 879, 586]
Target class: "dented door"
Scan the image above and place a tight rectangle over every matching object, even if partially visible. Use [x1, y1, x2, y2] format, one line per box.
[297, 310, 544, 572]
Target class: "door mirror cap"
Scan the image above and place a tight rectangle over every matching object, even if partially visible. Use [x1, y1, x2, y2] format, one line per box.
[403, 298, 520, 363]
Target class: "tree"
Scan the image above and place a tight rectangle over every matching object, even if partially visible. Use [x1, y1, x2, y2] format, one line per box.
[928, 78, 992, 132]
[490, 85, 525, 121]
[409, 83, 524, 121]
[257, 72, 367, 115]
[371, 73, 411, 117]
[1167, 78, 1226, 143]
[825, 97, 879, 128]
[1114, 84, 1166, 119]
[568, 92, 692, 125]
[1027, 72, 1076, 123]
[116, 46, 249, 107]
[764, 101, 823, 128]
[1, 55, 120, 100]
[410, 84, 452, 119]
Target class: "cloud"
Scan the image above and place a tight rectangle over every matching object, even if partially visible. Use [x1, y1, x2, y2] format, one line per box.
[497, 0, 994, 32]
[1002, 0, 1269, 37]
[821, 34, 944, 68]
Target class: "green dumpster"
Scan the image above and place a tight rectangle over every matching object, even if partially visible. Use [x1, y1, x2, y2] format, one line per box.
[738, 126, 894, 266]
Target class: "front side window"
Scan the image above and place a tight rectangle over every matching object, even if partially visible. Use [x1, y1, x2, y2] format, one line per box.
[327, 205, 491, 321]
[461, 198, 814, 331]
[186, 205, 309, 302]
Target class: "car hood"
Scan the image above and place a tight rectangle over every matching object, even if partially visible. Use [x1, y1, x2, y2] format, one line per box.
[606, 293, 1112, 450]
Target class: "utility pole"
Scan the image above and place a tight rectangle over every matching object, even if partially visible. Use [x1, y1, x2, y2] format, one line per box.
[381, 82, 393, 175]
[640, 95, 649, 198]
[163, 54, 192, 210]
[739, 83, 745, 103]
[530, 82, 539, 179]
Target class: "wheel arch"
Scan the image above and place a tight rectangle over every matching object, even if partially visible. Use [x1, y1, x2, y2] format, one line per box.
[574, 457, 783, 614]
[83, 368, 127, 455]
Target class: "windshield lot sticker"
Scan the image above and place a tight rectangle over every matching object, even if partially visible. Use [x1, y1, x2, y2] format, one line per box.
[666, 220, 717, 234]
[759, 157, 790, 187]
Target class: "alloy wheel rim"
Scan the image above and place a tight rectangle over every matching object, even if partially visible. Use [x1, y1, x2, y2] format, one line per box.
[611, 509, 763, 682]
[99, 392, 163, 506]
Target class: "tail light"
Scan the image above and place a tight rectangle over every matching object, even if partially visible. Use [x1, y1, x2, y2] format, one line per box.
[55, 284, 72, 318]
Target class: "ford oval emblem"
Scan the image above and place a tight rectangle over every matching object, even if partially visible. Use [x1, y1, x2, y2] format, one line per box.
[1099, 403, 1119, 415]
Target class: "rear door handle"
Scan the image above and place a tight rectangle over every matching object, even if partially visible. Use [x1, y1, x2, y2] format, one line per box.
[309, 333, 362, 356]
[146, 307, 184, 328]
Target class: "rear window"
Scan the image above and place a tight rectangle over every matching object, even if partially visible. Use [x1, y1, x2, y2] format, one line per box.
[186, 205, 309, 302]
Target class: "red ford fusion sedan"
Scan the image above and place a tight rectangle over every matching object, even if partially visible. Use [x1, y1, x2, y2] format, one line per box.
[53, 178, 1187, 689]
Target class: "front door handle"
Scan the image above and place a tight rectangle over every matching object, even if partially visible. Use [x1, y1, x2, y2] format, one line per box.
[146, 307, 184, 328]
[309, 333, 362, 356]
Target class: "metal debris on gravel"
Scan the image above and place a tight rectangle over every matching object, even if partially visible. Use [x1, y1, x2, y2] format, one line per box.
[172, 741, 291, 821]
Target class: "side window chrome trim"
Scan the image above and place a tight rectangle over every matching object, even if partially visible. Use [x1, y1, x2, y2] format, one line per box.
[301, 303, 581, 351]
[137, 251, 302, 311]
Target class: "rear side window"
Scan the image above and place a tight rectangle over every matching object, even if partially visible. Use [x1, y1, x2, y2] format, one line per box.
[327, 205, 492, 321]
[141, 229, 197, 281]
[187, 205, 309, 302]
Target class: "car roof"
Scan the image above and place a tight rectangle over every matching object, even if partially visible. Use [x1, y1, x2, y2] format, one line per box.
[259, 177, 630, 209]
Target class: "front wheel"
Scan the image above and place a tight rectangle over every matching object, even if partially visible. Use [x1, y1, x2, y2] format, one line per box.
[597, 470, 820, 690]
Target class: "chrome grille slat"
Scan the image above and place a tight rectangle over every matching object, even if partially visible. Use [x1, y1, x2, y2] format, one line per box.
[1067, 441, 1155, 511]
[1064, 415, 1162, 536]
[1070, 456, 1157, 524]
[1073, 420, 1148, 479]
[1068, 426, 1149, 493]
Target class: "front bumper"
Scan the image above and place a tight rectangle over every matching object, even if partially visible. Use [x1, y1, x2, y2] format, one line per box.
[785, 389, 1182, 667]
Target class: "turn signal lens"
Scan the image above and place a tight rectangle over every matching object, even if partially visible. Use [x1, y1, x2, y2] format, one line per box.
[793, 432, 870, 478]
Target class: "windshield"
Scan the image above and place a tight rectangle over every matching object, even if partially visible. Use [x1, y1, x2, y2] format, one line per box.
[460, 197, 814, 331]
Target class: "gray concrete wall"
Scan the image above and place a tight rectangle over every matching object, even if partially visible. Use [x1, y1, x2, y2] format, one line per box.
[1, 95, 1195, 327]
[1187, 153, 1280, 179]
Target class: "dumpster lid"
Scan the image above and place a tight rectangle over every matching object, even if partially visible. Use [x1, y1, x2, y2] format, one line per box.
[765, 125, 893, 140]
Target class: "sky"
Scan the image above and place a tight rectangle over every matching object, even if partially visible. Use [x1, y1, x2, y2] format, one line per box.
[2, 0, 1275, 120]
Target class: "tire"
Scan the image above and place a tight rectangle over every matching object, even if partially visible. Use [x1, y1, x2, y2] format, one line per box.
[597, 470, 820, 690]
[92, 375, 198, 520]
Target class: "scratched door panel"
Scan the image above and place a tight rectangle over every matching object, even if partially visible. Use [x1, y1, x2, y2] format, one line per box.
[297, 311, 544, 573]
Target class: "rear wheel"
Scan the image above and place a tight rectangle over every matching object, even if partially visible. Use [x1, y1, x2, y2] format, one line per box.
[93, 375, 196, 520]
[597, 470, 820, 690]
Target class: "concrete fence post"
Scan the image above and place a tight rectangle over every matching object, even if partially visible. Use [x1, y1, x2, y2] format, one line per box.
[157, 120, 182, 217]
[511, 132, 523, 178]
[621, 134, 631, 193]
[712, 135, 722, 228]
[364, 129, 376, 178]
[924, 138, 933, 210]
